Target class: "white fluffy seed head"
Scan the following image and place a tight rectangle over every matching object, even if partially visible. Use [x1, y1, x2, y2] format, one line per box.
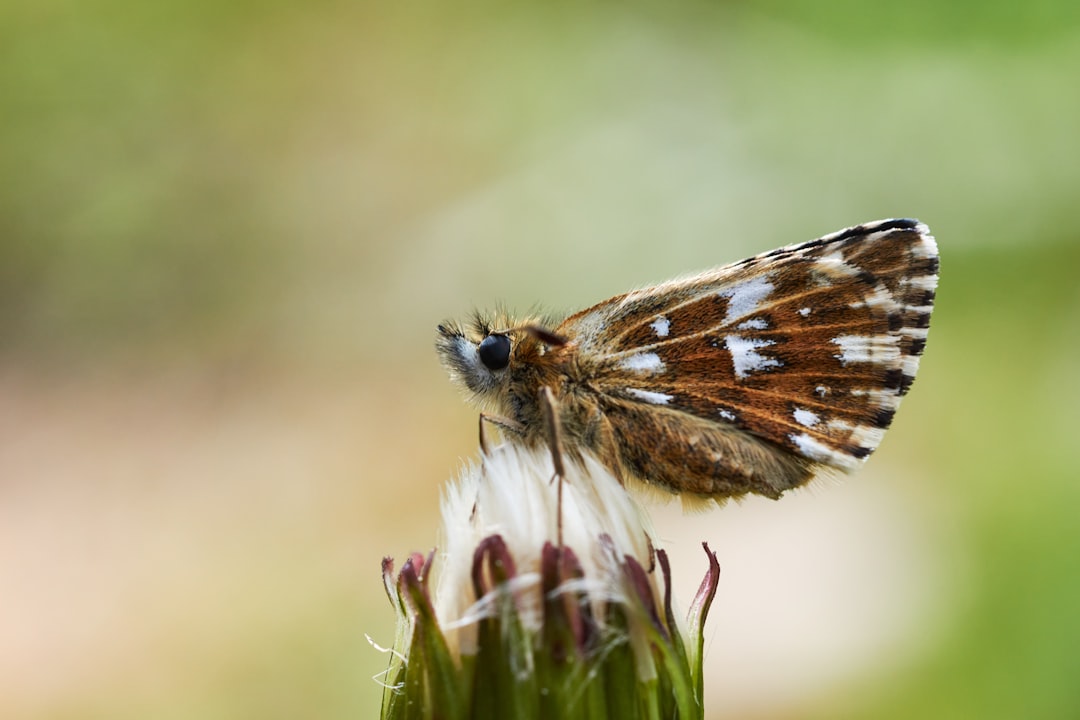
[434, 443, 659, 660]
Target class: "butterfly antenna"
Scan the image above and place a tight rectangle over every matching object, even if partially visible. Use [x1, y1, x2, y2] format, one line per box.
[517, 325, 569, 348]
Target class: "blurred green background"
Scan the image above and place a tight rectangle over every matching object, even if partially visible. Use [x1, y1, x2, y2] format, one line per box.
[3, 1, 1079, 718]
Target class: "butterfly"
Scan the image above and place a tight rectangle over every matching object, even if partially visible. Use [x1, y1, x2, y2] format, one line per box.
[436, 219, 938, 502]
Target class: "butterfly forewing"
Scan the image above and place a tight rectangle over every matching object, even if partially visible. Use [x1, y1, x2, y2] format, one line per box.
[557, 219, 938, 480]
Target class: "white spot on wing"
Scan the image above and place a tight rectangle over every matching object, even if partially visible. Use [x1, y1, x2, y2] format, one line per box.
[902, 355, 921, 377]
[862, 284, 899, 313]
[849, 388, 901, 409]
[798, 307, 811, 317]
[572, 310, 608, 352]
[831, 334, 901, 365]
[718, 408, 736, 421]
[821, 249, 847, 265]
[736, 318, 768, 330]
[900, 326, 930, 340]
[793, 408, 820, 427]
[816, 250, 861, 278]
[911, 224, 938, 258]
[815, 385, 828, 397]
[650, 316, 670, 338]
[902, 275, 939, 291]
[724, 334, 782, 379]
[849, 424, 886, 449]
[827, 418, 854, 432]
[718, 276, 774, 324]
[618, 352, 665, 374]
[626, 388, 673, 405]
[789, 432, 860, 470]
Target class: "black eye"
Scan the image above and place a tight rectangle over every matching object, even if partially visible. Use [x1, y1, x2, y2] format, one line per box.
[477, 334, 511, 371]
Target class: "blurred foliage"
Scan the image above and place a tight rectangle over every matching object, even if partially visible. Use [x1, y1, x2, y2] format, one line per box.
[2, 0, 1079, 718]
[4, 0, 1080, 365]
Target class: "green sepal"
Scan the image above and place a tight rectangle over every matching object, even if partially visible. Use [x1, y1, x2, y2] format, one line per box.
[395, 553, 467, 720]
[686, 543, 720, 702]
[470, 536, 538, 720]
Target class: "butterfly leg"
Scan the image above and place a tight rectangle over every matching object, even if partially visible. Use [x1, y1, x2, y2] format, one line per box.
[538, 386, 567, 548]
[591, 413, 626, 487]
[474, 414, 527, 522]
[538, 387, 566, 479]
[477, 413, 526, 455]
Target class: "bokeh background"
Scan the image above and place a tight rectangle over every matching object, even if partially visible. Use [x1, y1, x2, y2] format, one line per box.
[3, 1, 1079, 718]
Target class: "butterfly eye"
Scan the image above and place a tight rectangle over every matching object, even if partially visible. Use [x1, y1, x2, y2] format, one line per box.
[477, 334, 511, 371]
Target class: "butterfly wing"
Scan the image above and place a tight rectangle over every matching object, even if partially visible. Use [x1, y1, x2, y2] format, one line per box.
[555, 218, 939, 499]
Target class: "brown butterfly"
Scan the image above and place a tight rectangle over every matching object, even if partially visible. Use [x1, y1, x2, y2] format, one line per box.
[436, 219, 938, 503]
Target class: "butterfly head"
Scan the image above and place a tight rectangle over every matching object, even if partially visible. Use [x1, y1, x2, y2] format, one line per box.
[436, 313, 567, 406]
[435, 314, 516, 406]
